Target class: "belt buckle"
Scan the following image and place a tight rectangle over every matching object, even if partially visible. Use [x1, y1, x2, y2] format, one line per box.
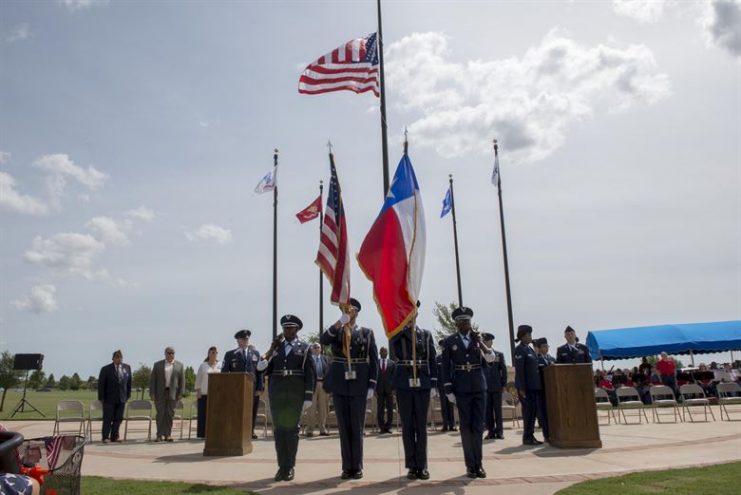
[465, 364, 472, 372]
[281, 370, 289, 376]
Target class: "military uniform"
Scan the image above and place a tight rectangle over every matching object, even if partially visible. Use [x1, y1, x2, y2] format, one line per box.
[221, 330, 263, 438]
[556, 326, 592, 364]
[319, 299, 378, 479]
[441, 307, 496, 478]
[435, 352, 456, 431]
[514, 325, 545, 445]
[261, 315, 315, 481]
[482, 337, 507, 440]
[534, 338, 555, 441]
[390, 324, 437, 479]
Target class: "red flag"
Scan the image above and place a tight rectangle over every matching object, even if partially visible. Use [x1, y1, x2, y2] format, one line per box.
[296, 195, 322, 224]
[315, 155, 350, 305]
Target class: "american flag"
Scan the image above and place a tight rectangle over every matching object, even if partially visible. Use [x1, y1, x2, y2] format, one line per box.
[299, 33, 380, 96]
[315, 154, 350, 304]
[43, 436, 64, 470]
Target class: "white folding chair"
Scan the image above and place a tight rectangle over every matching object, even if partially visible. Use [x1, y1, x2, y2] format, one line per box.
[187, 401, 199, 439]
[594, 388, 615, 425]
[123, 400, 153, 441]
[649, 385, 682, 423]
[255, 399, 269, 438]
[53, 400, 85, 436]
[717, 382, 741, 421]
[501, 391, 520, 429]
[172, 399, 186, 440]
[679, 383, 716, 422]
[615, 387, 649, 424]
[85, 400, 104, 441]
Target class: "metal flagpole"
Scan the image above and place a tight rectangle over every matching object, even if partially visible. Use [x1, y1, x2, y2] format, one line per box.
[377, 0, 390, 197]
[319, 179, 324, 337]
[494, 139, 516, 363]
[448, 174, 464, 307]
[272, 149, 279, 340]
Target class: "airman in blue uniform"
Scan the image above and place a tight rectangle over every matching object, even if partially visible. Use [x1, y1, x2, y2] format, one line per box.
[257, 315, 315, 481]
[436, 339, 456, 432]
[319, 298, 379, 480]
[390, 302, 437, 480]
[534, 337, 554, 441]
[441, 307, 498, 478]
[514, 325, 545, 445]
[482, 333, 507, 440]
[556, 326, 592, 364]
[221, 329, 263, 439]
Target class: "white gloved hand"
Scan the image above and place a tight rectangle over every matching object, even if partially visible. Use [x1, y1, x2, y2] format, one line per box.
[256, 359, 269, 371]
[339, 313, 350, 325]
[430, 388, 438, 399]
[302, 400, 312, 412]
[367, 388, 374, 400]
[446, 393, 456, 404]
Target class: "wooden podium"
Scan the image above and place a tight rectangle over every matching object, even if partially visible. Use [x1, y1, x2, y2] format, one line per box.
[203, 373, 254, 456]
[543, 363, 602, 449]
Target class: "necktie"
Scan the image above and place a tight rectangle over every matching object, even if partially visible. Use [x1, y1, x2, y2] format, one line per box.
[315, 357, 322, 378]
[462, 336, 469, 348]
[285, 342, 292, 356]
[381, 360, 386, 373]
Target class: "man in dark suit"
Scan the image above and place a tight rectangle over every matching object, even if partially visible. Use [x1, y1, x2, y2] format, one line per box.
[97, 349, 132, 443]
[441, 307, 498, 479]
[257, 315, 315, 481]
[221, 329, 263, 439]
[320, 298, 378, 480]
[376, 346, 396, 434]
[514, 325, 545, 446]
[556, 326, 592, 364]
[436, 340, 456, 432]
[482, 334, 507, 440]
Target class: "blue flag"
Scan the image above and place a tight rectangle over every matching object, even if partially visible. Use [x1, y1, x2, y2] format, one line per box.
[440, 187, 452, 218]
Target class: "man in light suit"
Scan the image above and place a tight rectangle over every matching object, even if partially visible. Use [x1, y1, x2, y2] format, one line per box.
[303, 343, 330, 437]
[221, 329, 263, 439]
[376, 346, 396, 434]
[149, 346, 185, 442]
[97, 349, 132, 443]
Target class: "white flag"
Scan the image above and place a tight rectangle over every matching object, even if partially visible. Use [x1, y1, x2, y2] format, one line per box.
[491, 154, 500, 187]
[254, 167, 277, 194]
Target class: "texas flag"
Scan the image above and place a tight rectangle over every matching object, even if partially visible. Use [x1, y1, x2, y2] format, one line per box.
[358, 153, 426, 339]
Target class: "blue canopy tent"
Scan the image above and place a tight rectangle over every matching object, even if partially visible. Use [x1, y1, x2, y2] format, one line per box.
[586, 321, 741, 361]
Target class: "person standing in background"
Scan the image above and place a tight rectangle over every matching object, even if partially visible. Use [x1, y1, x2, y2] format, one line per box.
[304, 343, 330, 437]
[221, 329, 263, 439]
[482, 334, 507, 441]
[375, 346, 396, 434]
[98, 350, 131, 443]
[194, 346, 220, 439]
[150, 347, 185, 442]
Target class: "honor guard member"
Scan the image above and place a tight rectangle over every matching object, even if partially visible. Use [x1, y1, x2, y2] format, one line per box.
[221, 329, 263, 439]
[514, 325, 545, 445]
[441, 307, 498, 478]
[390, 302, 437, 480]
[320, 298, 379, 480]
[482, 333, 507, 440]
[436, 339, 456, 432]
[257, 315, 315, 482]
[556, 326, 592, 364]
[533, 338, 553, 441]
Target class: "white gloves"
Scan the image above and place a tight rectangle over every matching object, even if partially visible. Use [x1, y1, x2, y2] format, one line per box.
[302, 400, 312, 412]
[446, 393, 456, 404]
[430, 388, 438, 399]
[482, 350, 497, 363]
[339, 314, 350, 325]
[256, 359, 269, 371]
[367, 388, 375, 400]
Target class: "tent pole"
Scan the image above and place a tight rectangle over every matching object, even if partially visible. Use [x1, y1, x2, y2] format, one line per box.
[689, 350, 695, 367]
[600, 352, 604, 371]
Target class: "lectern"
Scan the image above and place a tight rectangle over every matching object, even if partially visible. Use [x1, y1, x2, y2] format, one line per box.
[204, 373, 254, 456]
[543, 363, 602, 448]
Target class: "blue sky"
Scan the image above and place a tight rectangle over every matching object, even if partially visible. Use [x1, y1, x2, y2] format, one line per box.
[1, 0, 739, 377]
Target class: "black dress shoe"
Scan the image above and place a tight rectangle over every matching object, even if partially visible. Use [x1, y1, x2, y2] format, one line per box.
[284, 468, 294, 481]
[406, 469, 418, 480]
[450, 426, 458, 432]
[341, 470, 352, 480]
[441, 426, 449, 432]
[320, 431, 330, 436]
[523, 438, 544, 445]
[484, 432, 496, 440]
[274, 469, 284, 482]
[476, 467, 487, 478]
[467, 468, 477, 478]
[494, 433, 505, 440]
[351, 470, 363, 479]
[417, 469, 430, 480]
[252, 433, 258, 440]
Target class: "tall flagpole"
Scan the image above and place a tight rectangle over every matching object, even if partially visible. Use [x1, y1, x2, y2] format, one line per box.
[272, 149, 279, 340]
[449, 174, 464, 307]
[377, 0, 390, 196]
[319, 179, 324, 337]
[494, 139, 516, 363]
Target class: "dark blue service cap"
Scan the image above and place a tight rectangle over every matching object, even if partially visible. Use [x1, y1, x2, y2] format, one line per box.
[234, 329, 251, 339]
[564, 325, 576, 334]
[452, 306, 474, 321]
[349, 298, 361, 312]
[280, 314, 303, 330]
[534, 337, 548, 346]
[482, 333, 495, 341]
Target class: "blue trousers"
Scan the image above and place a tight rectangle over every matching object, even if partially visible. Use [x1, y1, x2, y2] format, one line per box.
[522, 390, 546, 441]
[455, 391, 485, 469]
[396, 389, 430, 470]
[333, 394, 366, 472]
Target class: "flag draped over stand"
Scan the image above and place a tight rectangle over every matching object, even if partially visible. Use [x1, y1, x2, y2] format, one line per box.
[358, 153, 426, 339]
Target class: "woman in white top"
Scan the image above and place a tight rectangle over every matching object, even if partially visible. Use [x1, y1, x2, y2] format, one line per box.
[195, 346, 221, 438]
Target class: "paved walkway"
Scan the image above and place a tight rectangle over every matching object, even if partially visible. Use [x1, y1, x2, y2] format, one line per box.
[8, 412, 741, 495]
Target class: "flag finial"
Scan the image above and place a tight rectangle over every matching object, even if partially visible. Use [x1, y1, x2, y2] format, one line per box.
[493, 138, 498, 155]
[403, 127, 409, 155]
[274, 148, 279, 166]
[327, 140, 333, 154]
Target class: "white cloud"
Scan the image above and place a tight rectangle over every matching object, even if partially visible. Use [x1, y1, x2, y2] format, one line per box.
[6, 23, 30, 43]
[24, 233, 106, 280]
[0, 171, 49, 215]
[32, 154, 108, 209]
[186, 224, 232, 244]
[124, 206, 155, 222]
[86, 216, 130, 245]
[12, 284, 58, 313]
[385, 30, 670, 162]
[612, 0, 669, 23]
[702, 0, 741, 58]
[60, 0, 107, 10]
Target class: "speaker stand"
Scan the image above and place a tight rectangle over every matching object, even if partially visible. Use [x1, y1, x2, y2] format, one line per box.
[9, 370, 46, 418]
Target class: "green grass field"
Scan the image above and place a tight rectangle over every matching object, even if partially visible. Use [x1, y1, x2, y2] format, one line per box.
[0, 389, 196, 421]
[82, 477, 256, 494]
[556, 462, 741, 495]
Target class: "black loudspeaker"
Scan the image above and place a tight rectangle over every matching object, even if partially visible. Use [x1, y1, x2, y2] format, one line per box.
[13, 354, 44, 371]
